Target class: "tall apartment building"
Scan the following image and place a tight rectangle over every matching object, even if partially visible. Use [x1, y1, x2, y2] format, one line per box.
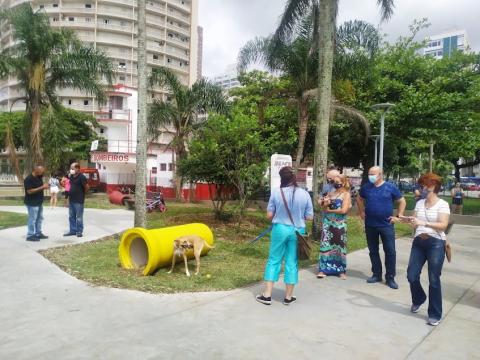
[0, 0, 199, 112]
[0, 0, 200, 196]
[423, 29, 470, 59]
[211, 64, 240, 91]
[196, 25, 202, 79]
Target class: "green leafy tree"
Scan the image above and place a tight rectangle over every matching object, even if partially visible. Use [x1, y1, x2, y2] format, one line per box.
[148, 67, 228, 200]
[0, 4, 113, 169]
[179, 111, 269, 218]
[275, 0, 394, 237]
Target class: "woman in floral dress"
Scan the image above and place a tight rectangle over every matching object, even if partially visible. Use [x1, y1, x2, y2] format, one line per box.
[317, 174, 352, 279]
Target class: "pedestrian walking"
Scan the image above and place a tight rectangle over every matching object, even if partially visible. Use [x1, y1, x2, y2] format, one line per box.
[63, 163, 89, 238]
[48, 172, 61, 209]
[356, 166, 406, 289]
[24, 165, 49, 241]
[396, 173, 450, 326]
[451, 182, 464, 214]
[256, 166, 313, 306]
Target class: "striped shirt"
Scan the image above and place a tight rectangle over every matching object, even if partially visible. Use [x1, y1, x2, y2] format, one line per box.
[414, 199, 450, 240]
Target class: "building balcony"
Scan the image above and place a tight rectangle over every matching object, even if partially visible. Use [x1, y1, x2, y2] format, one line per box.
[167, 0, 191, 12]
[97, 6, 134, 20]
[167, 23, 190, 36]
[51, 20, 96, 30]
[96, 108, 131, 121]
[66, 104, 96, 112]
[96, 22, 133, 34]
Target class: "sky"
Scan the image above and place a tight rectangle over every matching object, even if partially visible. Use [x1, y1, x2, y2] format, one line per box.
[198, 0, 479, 78]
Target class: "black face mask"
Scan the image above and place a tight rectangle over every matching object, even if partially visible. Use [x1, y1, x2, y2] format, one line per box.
[334, 183, 343, 189]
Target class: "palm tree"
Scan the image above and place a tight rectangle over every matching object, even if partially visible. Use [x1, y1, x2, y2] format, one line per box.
[148, 67, 228, 200]
[238, 18, 379, 170]
[0, 4, 113, 169]
[135, 0, 147, 227]
[275, 0, 394, 237]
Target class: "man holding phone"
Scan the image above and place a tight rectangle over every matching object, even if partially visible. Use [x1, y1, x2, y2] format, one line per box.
[24, 165, 49, 241]
[357, 166, 406, 289]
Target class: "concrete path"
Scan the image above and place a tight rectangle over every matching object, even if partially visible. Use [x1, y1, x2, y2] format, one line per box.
[0, 206, 478, 359]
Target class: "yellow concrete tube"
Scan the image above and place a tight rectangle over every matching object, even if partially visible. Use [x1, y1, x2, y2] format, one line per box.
[119, 223, 214, 276]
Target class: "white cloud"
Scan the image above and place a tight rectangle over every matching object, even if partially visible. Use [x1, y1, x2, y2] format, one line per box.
[199, 0, 479, 78]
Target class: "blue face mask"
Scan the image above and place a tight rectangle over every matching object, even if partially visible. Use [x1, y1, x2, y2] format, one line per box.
[368, 175, 377, 184]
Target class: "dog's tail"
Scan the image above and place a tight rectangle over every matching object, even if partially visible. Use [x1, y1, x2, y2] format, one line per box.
[203, 241, 215, 249]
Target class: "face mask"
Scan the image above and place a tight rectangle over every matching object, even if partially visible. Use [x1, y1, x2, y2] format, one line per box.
[368, 175, 377, 184]
[69, 169, 76, 175]
[334, 183, 343, 189]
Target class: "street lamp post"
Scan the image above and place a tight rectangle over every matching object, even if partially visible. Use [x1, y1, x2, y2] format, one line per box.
[371, 135, 380, 166]
[371, 103, 395, 170]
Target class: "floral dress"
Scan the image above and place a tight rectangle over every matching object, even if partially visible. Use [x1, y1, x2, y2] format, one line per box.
[319, 197, 347, 275]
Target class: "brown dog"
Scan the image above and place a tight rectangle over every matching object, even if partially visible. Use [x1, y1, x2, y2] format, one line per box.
[167, 235, 214, 276]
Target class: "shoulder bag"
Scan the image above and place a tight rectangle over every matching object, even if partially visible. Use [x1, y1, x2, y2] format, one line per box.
[280, 187, 312, 261]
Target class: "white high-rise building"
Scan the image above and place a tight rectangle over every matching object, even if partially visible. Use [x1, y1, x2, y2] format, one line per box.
[0, 0, 199, 112]
[423, 29, 470, 59]
[211, 64, 240, 91]
[0, 0, 200, 196]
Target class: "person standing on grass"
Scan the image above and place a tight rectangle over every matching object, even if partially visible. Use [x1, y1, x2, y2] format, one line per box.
[451, 182, 464, 214]
[395, 173, 450, 327]
[48, 172, 61, 209]
[317, 174, 352, 279]
[24, 165, 49, 242]
[356, 166, 406, 289]
[64, 163, 89, 238]
[256, 166, 313, 306]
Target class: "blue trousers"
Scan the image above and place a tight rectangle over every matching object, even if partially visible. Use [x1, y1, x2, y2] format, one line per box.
[407, 235, 445, 320]
[365, 225, 396, 279]
[264, 223, 305, 285]
[69, 202, 84, 235]
[26, 205, 43, 237]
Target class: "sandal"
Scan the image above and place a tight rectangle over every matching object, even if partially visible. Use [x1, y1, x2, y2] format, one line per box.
[339, 273, 347, 280]
[316, 272, 326, 279]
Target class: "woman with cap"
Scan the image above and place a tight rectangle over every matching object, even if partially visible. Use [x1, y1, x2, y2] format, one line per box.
[256, 166, 314, 306]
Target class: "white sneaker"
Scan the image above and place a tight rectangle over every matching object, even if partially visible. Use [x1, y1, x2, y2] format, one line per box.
[428, 318, 441, 326]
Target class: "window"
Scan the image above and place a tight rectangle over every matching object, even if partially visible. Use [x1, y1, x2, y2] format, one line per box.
[85, 3, 92, 8]
[119, 62, 126, 68]
[119, 75, 125, 81]
[85, 17, 91, 22]
[168, 163, 174, 171]
[168, 33, 173, 38]
[84, 100, 89, 106]
[68, 17, 74, 22]
[153, 54, 158, 60]
[39, 5, 44, 9]
[160, 163, 167, 171]
[104, 19, 110, 24]
[53, 17, 59, 22]
[120, 21, 127, 27]
[53, 3, 59, 7]
[167, 58, 171, 63]
[100, 128, 104, 134]
[179, 62, 183, 67]
[68, 99, 72, 105]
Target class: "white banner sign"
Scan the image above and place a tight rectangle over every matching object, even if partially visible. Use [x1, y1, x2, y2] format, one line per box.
[90, 140, 99, 151]
[270, 154, 292, 190]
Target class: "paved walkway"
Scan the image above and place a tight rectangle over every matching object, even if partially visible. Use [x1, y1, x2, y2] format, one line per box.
[0, 206, 478, 359]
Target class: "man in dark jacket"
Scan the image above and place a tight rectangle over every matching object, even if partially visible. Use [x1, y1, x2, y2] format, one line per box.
[64, 163, 89, 237]
[24, 165, 49, 241]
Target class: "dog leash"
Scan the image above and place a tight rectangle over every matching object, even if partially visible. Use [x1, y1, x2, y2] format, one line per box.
[249, 225, 273, 244]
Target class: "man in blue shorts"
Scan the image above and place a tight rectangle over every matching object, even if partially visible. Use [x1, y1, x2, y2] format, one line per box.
[357, 166, 406, 289]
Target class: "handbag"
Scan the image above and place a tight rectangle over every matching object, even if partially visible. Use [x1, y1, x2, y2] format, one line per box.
[280, 187, 312, 261]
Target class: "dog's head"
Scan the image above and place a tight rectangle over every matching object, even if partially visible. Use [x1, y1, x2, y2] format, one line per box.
[173, 238, 193, 250]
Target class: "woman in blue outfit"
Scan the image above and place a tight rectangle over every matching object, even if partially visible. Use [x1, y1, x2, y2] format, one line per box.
[317, 174, 352, 279]
[256, 166, 314, 306]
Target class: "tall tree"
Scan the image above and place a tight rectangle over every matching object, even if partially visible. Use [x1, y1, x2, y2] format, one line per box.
[238, 19, 378, 170]
[148, 67, 228, 200]
[275, 0, 394, 237]
[135, 0, 147, 227]
[0, 4, 113, 170]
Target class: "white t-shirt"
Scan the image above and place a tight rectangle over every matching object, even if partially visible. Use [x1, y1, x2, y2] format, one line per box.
[414, 199, 450, 240]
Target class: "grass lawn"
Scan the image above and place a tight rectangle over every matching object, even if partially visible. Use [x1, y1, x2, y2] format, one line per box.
[402, 194, 480, 215]
[40, 203, 413, 294]
[0, 211, 28, 230]
[0, 194, 123, 210]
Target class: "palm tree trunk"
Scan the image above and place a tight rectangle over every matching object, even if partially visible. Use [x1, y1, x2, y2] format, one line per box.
[134, 0, 148, 228]
[29, 97, 44, 168]
[5, 122, 23, 184]
[312, 0, 337, 239]
[174, 146, 186, 201]
[294, 97, 309, 170]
